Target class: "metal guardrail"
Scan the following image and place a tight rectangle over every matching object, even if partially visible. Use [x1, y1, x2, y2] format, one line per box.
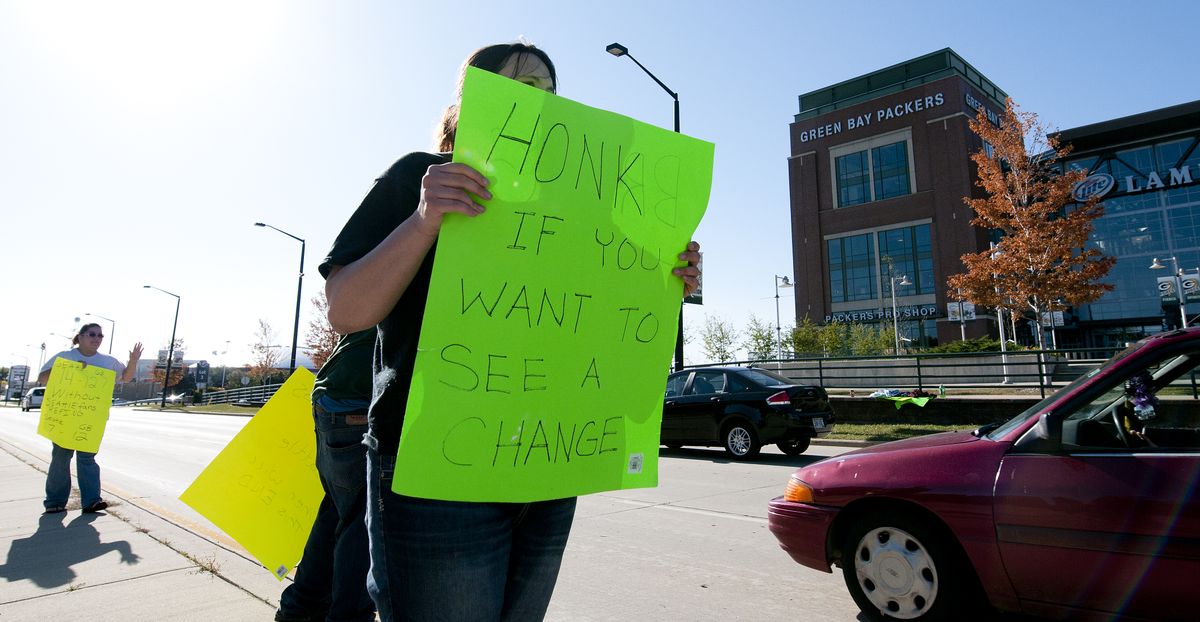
[700, 347, 1141, 399]
[203, 383, 284, 406]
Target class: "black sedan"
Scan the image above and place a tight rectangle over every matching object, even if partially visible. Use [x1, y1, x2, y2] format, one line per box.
[662, 366, 835, 459]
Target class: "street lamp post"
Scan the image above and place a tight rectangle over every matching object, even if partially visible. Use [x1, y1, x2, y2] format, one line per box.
[774, 275, 792, 360]
[212, 340, 230, 388]
[255, 222, 305, 372]
[144, 285, 180, 407]
[606, 42, 686, 371]
[85, 313, 116, 354]
[888, 274, 912, 354]
[953, 289, 967, 342]
[1150, 256, 1195, 328]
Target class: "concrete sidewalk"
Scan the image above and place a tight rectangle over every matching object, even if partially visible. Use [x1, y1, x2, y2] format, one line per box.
[0, 443, 282, 621]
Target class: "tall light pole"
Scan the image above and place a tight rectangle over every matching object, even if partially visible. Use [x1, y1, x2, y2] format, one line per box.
[255, 222, 305, 372]
[144, 285, 180, 407]
[606, 41, 685, 371]
[85, 312, 116, 354]
[889, 273, 912, 354]
[1150, 256, 1195, 328]
[212, 340, 230, 389]
[952, 289, 967, 342]
[774, 275, 793, 360]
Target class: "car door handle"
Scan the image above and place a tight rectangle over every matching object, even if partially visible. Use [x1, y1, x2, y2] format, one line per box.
[665, 401, 676, 407]
[709, 396, 721, 402]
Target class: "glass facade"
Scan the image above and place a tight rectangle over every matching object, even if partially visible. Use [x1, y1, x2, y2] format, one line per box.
[834, 140, 912, 207]
[878, 224, 934, 295]
[836, 151, 870, 207]
[828, 233, 876, 302]
[827, 224, 934, 348]
[873, 142, 911, 200]
[1070, 132, 1200, 332]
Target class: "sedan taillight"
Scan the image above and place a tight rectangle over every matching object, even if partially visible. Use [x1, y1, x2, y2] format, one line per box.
[766, 390, 791, 406]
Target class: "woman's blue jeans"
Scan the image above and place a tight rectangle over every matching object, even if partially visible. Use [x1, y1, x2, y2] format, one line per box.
[365, 437, 576, 621]
[278, 406, 374, 621]
[45, 443, 101, 509]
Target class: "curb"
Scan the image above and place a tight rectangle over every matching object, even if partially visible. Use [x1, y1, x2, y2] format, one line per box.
[130, 407, 256, 417]
[811, 438, 872, 447]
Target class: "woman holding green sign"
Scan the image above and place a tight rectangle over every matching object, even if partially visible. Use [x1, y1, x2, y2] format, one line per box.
[39, 323, 142, 514]
[323, 42, 702, 621]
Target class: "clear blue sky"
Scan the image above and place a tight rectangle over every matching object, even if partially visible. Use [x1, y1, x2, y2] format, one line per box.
[3, 0, 1197, 371]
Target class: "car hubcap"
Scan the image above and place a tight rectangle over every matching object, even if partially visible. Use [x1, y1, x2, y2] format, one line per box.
[728, 428, 751, 455]
[853, 526, 937, 619]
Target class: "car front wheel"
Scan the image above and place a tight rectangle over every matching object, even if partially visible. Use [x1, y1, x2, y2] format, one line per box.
[722, 421, 760, 459]
[841, 511, 978, 621]
[778, 437, 811, 456]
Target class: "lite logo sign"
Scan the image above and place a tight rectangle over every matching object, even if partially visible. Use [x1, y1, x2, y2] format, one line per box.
[1073, 167, 1196, 202]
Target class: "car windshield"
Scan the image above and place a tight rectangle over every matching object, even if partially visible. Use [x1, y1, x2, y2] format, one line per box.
[985, 338, 1149, 440]
[740, 368, 794, 386]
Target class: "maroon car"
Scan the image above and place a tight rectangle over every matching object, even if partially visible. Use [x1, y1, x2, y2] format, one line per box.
[768, 328, 1200, 621]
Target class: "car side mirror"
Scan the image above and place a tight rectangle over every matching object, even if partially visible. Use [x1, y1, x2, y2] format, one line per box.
[1012, 413, 1062, 453]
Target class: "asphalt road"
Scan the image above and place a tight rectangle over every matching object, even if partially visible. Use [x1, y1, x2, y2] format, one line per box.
[1, 405, 1035, 621]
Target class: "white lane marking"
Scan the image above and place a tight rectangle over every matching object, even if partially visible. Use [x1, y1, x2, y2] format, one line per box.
[605, 497, 768, 524]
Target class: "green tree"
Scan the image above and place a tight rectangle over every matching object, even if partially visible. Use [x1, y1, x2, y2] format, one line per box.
[848, 323, 896, 356]
[819, 322, 848, 357]
[699, 316, 739, 363]
[742, 315, 776, 361]
[790, 318, 822, 356]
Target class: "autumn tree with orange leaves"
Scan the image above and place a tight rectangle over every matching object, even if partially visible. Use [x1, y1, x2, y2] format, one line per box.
[305, 292, 340, 368]
[150, 338, 189, 388]
[249, 319, 282, 383]
[948, 100, 1114, 349]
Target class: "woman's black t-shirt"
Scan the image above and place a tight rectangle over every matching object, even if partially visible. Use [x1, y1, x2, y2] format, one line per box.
[318, 151, 450, 456]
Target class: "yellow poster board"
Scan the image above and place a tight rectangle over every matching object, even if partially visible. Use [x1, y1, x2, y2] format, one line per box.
[37, 358, 115, 453]
[394, 67, 713, 502]
[180, 368, 322, 580]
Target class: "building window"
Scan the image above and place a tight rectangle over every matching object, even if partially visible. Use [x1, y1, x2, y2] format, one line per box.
[873, 142, 911, 200]
[830, 130, 914, 208]
[879, 224, 934, 295]
[836, 151, 871, 207]
[828, 233, 876, 302]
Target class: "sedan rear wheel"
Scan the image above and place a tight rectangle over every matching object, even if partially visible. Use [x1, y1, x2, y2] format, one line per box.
[778, 437, 810, 456]
[722, 421, 760, 459]
[842, 511, 976, 621]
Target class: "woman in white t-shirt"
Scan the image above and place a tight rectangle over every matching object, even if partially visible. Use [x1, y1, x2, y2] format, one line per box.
[38, 323, 142, 514]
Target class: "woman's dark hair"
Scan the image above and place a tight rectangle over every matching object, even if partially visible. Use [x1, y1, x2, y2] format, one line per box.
[74, 323, 101, 346]
[436, 42, 557, 152]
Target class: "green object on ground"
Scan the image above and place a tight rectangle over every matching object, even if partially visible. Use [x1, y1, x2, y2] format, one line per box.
[885, 396, 931, 409]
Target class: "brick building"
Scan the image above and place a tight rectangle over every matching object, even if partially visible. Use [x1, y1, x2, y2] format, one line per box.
[787, 48, 1004, 347]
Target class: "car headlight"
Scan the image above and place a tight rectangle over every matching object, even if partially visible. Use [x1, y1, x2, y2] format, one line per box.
[784, 475, 815, 503]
